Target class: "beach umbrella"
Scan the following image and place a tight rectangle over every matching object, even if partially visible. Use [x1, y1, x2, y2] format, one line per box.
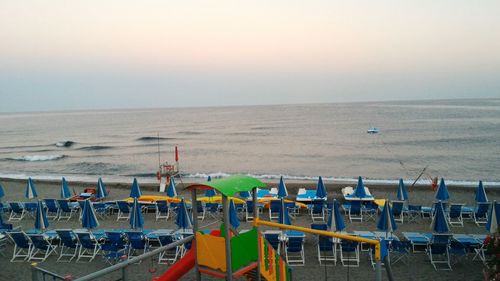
[81, 199, 99, 229]
[96, 178, 107, 200]
[239, 191, 251, 199]
[430, 201, 449, 233]
[229, 199, 240, 229]
[277, 176, 288, 198]
[204, 177, 216, 197]
[475, 180, 488, 203]
[278, 198, 291, 225]
[60, 177, 72, 199]
[486, 201, 499, 234]
[129, 197, 144, 229]
[129, 178, 142, 198]
[25, 177, 38, 199]
[34, 200, 49, 232]
[328, 199, 346, 232]
[377, 200, 397, 238]
[175, 199, 193, 230]
[0, 183, 5, 199]
[435, 178, 449, 201]
[396, 179, 409, 201]
[353, 176, 367, 198]
[315, 176, 327, 199]
[166, 178, 178, 198]
[207, 175, 212, 182]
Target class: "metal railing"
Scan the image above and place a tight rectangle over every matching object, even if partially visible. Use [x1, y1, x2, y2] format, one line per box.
[31, 263, 67, 281]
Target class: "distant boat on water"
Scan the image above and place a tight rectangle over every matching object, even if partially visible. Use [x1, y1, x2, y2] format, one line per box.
[367, 127, 379, 134]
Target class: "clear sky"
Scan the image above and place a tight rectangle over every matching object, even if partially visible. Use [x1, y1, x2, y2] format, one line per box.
[1, 1, 500, 112]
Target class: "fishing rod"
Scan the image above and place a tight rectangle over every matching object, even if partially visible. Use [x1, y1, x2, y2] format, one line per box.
[410, 165, 428, 189]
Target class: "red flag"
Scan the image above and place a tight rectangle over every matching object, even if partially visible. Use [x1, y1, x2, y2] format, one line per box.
[175, 145, 179, 162]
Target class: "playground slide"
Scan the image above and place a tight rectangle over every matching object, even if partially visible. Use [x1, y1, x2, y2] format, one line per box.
[153, 248, 195, 281]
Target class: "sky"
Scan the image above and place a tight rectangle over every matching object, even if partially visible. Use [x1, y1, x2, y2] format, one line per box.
[1, 1, 500, 112]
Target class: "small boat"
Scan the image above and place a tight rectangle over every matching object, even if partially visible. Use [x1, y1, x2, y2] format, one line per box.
[367, 127, 379, 134]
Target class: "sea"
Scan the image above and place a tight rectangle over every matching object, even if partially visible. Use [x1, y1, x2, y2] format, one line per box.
[1, 99, 499, 187]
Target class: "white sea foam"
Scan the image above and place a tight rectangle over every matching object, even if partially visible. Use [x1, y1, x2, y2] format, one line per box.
[10, 155, 66, 161]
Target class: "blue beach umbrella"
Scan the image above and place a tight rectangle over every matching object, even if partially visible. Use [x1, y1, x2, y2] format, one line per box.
[207, 175, 212, 182]
[377, 200, 397, 238]
[277, 176, 288, 198]
[175, 199, 193, 230]
[486, 201, 499, 234]
[278, 198, 291, 225]
[316, 176, 327, 199]
[34, 200, 49, 232]
[239, 191, 251, 199]
[129, 197, 144, 229]
[353, 176, 367, 198]
[475, 181, 488, 203]
[61, 177, 72, 199]
[431, 201, 449, 233]
[328, 199, 346, 232]
[435, 178, 449, 201]
[0, 183, 5, 199]
[396, 179, 409, 201]
[81, 199, 99, 229]
[96, 178, 107, 200]
[166, 178, 178, 198]
[205, 175, 216, 197]
[229, 199, 240, 229]
[25, 177, 38, 199]
[129, 178, 142, 198]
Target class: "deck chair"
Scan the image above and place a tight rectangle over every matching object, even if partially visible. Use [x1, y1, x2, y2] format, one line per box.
[8, 202, 26, 221]
[196, 201, 205, 221]
[311, 200, 325, 222]
[57, 200, 77, 221]
[264, 231, 282, 254]
[125, 231, 148, 260]
[116, 201, 130, 221]
[348, 201, 362, 222]
[55, 229, 79, 262]
[339, 240, 360, 267]
[75, 231, 101, 262]
[449, 240, 467, 265]
[363, 201, 378, 222]
[392, 201, 405, 223]
[474, 202, 491, 226]
[448, 203, 465, 227]
[157, 234, 181, 264]
[285, 236, 305, 266]
[426, 234, 452, 271]
[269, 200, 281, 221]
[390, 240, 411, 265]
[407, 205, 422, 223]
[44, 199, 60, 220]
[155, 200, 170, 221]
[102, 232, 127, 264]
[285, 202, 299, 218]
[205, 203, 220, 219]
[28, 233, 58, 262]
[317, 236, 336, 265]
[245, 200, 259, 222]
[77, 201, 86, 219]
[7, 231, 33, 262]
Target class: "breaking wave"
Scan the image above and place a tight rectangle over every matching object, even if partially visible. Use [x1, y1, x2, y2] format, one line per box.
[8, 155, 66, 161]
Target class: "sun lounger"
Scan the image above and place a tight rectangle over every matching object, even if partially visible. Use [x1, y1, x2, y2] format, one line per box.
[44, 199, 60, 220]
[392, 201, 405, 223]
[342, 186, 375, 201]
[426, 234, 452, 271]
[402, 232, 430, 252]
[55, 229, 79, 262]
[447, 203, 465, 227]
[339, 240, 360, 267]
[116, 201, 131, 221]
[310, 200, 326, 222]
[155, 200, 170, 221]
[474, 202, 491, 226]
[317, 236, 336, 265]
[75, 231, 102, 262]
[296, 188, 325, 203]
[125, 231, 148, 260]
[285, 235, 305, 266]
[157, 234, 181, 264]
[57, 200, 78, 221]
[8, 202, 27, 221]
[28, 233, 58, 262]
[7, 231, 33, 262]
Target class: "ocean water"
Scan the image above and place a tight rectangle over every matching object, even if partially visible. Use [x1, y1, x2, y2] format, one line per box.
[1, 99, 499, 186]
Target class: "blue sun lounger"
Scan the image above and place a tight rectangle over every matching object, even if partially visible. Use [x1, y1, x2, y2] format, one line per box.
[402, 232, 430, 252]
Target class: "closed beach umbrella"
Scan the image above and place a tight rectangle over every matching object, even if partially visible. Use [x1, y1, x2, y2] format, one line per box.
[430, 201, 449, 233]
[129, 178, 142, 198]
[25, 177, 38, 199]
[353, 176, 367, 198]
[435, 178, 449, 201]
[204, 177, 216, 197]
[278, 198, 291, 225]
[129, 197, 144, 229]
[175, 199, 193, 230]
[34, 200, 49, 232]
[0, 183, 5, 199]
[229, 199, 240, 229]
[207, 175, 212, 182]
[61, 177, 72, 199]
[315, 176, 327, 199]
[328, 199, 346, 232]
[486, 201, 499, 234]
[96, 178, 107, 200]
[475, 181, 488, 203]
[239, 191, 251, 199]
[377, 200, 397, 238]
[396, 179, 408, 201]
[81, 199, 99, 229]
[166, 178, 178, 198]
[277, 176, 288, 198]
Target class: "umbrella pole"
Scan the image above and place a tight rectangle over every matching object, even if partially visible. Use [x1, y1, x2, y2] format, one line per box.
[375, 261, 382, 281]
[222, 195, 233, 281]
[252, 188, 261, 281]
[191, 189, 201, 281]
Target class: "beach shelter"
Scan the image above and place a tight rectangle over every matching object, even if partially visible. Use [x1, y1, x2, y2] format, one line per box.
[34, 200, 49, 232]
[316, 176, 327, 199]
[229, 199, 240, 229]
[475, 180, 488, 203]
[435, 178, 449, 201]
[353, 176, 367, 198]
[96, 178, 107, 200]
[377, 200, 397, 238]
[129, 197, 144, 229]
[60, 177, 72, 199]
[81, 199, 100, 229]
[486, 201, 499, 234]
[431, 201, 449, 233]
[396, 179, 408, 201]
[278, 198, 291, 225]
[277, 176, 288, 198]
[328, 199, 346, 232]
[25, 177, 38, 199]
[129, 178, 142, 198]
[166, 177, 178, 198]
[175, 199, 193, 230]
[0, 183, 5, 200]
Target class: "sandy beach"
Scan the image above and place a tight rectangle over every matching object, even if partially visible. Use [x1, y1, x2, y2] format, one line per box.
[0, 177, 496, 281]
